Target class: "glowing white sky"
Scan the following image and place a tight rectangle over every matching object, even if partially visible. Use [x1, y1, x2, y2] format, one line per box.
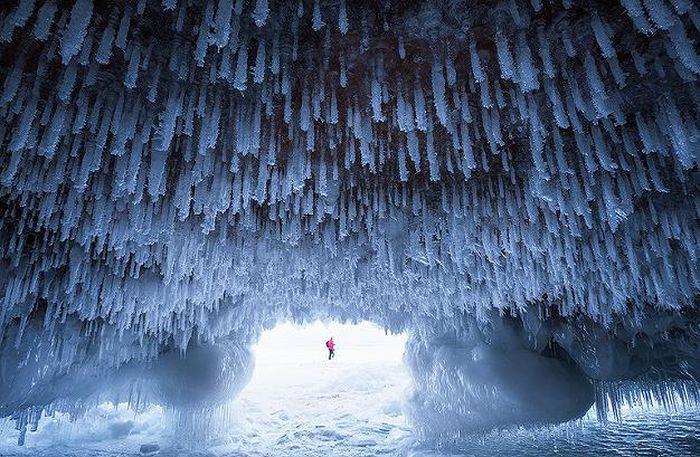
[251, 320, 406, 359]
[236, 320, 410, 427]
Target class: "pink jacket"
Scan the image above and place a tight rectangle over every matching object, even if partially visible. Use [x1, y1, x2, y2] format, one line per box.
[326, 338, 335, 350]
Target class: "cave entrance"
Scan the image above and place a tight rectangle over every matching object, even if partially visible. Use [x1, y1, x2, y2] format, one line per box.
[230, 320, 411, 452]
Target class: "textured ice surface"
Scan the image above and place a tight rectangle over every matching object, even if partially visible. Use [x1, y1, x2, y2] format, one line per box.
[0, 322, 698, 456]
[0, 0, 698, 445]
[405, 317, 595, 435]
[3, 409, 700, 456]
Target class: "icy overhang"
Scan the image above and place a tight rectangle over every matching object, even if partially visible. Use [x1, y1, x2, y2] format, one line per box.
[0, 0, 698, 442]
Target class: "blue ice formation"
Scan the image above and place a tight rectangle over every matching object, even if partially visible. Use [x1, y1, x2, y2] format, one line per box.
[0, 0, 698, 445]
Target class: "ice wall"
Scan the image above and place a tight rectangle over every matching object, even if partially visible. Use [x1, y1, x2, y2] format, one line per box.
[0, 0, 698, 442]
[405, 304, 700, 434]
[405, 314, 595, 435]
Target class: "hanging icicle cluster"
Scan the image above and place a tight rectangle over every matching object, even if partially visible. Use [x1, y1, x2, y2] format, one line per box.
[0, 0, 698, 439]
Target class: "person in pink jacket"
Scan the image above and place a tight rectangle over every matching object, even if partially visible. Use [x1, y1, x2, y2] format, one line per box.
[325, 337, 335, 360]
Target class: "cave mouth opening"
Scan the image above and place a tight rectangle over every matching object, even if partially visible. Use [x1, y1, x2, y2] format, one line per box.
[0, 320, 412, 454]
[230, 319, 412, 449]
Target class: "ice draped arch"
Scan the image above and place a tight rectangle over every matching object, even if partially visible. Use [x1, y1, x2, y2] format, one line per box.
[0, 0, 698, 442]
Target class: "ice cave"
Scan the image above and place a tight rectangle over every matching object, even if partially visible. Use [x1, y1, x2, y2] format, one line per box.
[0, 0, 698, 455]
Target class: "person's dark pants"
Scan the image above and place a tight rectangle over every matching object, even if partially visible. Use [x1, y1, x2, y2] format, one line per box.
[328, 349, 335, 360]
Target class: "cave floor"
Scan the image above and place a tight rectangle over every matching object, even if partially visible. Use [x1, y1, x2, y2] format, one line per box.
[1, 321, 699, 456]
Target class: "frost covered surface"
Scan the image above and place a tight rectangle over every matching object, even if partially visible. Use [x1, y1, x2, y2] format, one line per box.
[1, 325, 699, 457]
[0, 0, 698, 445]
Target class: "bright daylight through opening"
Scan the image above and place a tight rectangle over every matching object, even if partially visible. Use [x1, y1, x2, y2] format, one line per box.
[232, 321, 410, 454]
[0, 321, 413, 456]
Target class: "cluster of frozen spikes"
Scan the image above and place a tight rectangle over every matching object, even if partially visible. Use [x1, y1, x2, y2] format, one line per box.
[0, 0, 698, 440]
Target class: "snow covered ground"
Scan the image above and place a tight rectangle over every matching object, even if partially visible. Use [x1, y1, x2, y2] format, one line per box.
[1, 321, 698, 456]
[217, 320, 413, 456]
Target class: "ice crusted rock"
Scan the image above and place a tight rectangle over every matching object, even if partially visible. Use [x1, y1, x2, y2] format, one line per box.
[0, 0, 698, 444]
[405, 315, 595, 434]
[139, 443, 160, 455]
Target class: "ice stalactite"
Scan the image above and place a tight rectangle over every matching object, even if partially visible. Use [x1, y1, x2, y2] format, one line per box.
[0, 0, 698, 444]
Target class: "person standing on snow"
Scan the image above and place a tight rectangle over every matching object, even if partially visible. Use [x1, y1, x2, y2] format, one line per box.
[325, 337, 335, 360]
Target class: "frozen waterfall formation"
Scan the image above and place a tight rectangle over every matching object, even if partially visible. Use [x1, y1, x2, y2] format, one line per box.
[0, 0, 698, 444]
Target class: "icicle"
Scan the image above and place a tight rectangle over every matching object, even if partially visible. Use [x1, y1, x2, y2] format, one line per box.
[478, 71, 493, 109]
[406, 131, 421, 171]
[95, 18, 117, 64]
[37, 102, 66, 159]
[426, 129, 439, 181]
[8, 94, 38, 153]
[371, 74, 384, 122]
[496, 30, 515, 81]
[544, 78, 569, 129]
[270, 35, 280, 75]
[591, 124, 618, 172]
[252, 0, 269, 27]
[59, 0, 93, 65]
[213, 0, 233, 47]
[536, 27, 555, 79]
[194, 1, 214, 66]
[330, 87, 339, 124]
[607, 54, 627, 88]
[561, 26, 577, 57]
[338, 0, 349, 34]
[620, 0, 655, 34]
[124, 47, 141, 89]
[528, 96, 547, 174]
[312, 0, 325, 31]
[0, 0, 34, 42]
[460, 121, 476, 178]
[0, 60, 23, 106]
[431, 55, 449, 127]
[253, 39, 266, 83]
[339, 52, 347, 87]
[469, 40, 484, 84]
[460, 86, 473, 123]
[300, 83, 311, 131]
[13, 0, 34, 29]
[396, 85, 415, 132]
[306, 122, 315, 151]
[591, 14, 616, 59]
[233, 39, 249, 91]
[115, 7, 133, 51]
[157, 87, 183, 152]
[32, 0, 58, 42]
[515, 33, 539, 92]
[414, 78, 428, 131]
[667, 21, 700, 75]
[398, 141, 408, 181]
[643, 0, 678, 30]
[445, 50, 457, 87]
[664, 96, 695, 168]
[57, 61, 78, 101]
[584, 52, 611, 118]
